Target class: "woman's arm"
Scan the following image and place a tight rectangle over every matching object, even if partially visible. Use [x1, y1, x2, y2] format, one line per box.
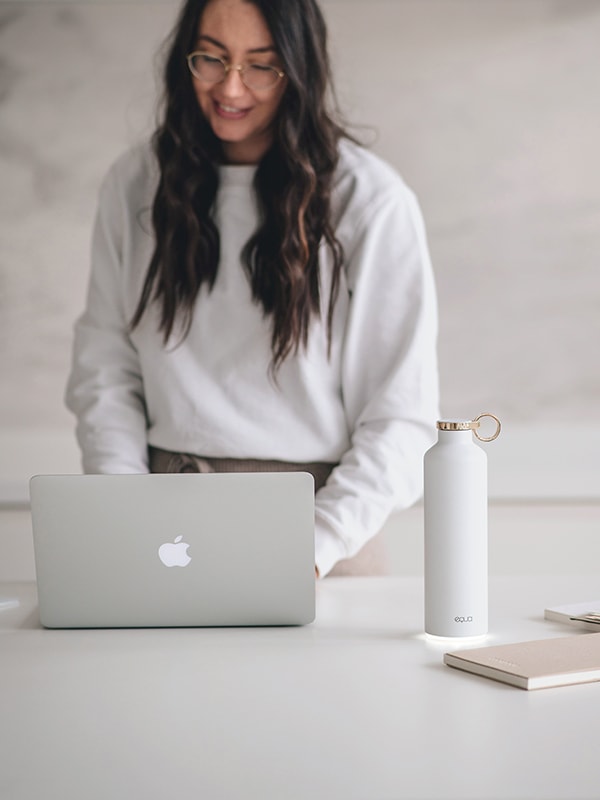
[314, 184, 439, 576]
[65, 167, 150, 474]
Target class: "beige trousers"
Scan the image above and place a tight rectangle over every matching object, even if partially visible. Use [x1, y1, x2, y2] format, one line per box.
[148, 446, 388, 577]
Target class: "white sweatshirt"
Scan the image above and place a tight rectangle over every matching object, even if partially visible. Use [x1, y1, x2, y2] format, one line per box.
[65, 138, 439, 577]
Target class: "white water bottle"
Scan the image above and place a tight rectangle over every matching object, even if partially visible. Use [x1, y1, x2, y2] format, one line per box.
[424, 413, 501, 638]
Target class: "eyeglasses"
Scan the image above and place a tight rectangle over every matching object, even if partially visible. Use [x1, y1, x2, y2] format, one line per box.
[186, 51, 285, 91]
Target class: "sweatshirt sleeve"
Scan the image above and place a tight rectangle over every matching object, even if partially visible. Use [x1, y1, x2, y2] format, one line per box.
[65, 166, 150, 474]
[314, 184, 439, 577]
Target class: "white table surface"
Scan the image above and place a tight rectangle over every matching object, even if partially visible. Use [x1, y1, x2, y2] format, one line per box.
[1, 575, 599, 800]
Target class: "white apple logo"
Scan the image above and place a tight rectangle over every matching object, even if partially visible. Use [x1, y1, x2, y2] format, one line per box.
[158, 535, 191, 567]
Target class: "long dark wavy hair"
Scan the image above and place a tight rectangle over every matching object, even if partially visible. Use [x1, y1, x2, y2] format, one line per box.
[130, 0, 348, 369]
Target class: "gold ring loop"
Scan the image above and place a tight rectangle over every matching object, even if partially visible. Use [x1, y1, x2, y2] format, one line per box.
[473, 413, 501, 442]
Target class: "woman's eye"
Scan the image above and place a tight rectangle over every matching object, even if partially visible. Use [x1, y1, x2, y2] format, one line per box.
[249, 63, 274, 73]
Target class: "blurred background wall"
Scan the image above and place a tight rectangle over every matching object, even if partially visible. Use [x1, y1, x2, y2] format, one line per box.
[1, 0, 599, 502]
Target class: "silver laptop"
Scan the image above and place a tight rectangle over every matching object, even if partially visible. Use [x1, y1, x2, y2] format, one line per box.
[29, 472, 315, 628]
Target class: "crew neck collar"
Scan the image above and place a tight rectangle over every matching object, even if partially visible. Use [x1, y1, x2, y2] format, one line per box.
[219, 163, 257, 187]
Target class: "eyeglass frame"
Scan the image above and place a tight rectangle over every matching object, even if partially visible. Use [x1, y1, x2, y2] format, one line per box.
[186, 50, 286, 91]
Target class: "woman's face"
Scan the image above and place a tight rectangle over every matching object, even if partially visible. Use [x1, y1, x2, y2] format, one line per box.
[191, 0, 287, 164]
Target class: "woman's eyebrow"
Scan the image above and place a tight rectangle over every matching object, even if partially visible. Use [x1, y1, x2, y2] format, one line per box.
[197, 34, 227, 50]
[197, 34, 275, 54]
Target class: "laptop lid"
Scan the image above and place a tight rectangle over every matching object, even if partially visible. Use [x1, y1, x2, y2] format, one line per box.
[30, 472, 315, 628]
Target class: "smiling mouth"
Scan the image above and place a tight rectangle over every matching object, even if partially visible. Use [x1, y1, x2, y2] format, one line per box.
[214, 101, 251, 118]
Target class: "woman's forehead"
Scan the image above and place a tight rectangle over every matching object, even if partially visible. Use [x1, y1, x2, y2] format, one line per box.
[196, 0, 275, 53]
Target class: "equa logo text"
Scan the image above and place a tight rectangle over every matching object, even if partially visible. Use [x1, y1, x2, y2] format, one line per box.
[454, 616, 474, 623]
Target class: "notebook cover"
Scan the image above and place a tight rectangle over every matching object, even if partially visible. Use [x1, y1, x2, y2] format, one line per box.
[444, 632, 600, 690]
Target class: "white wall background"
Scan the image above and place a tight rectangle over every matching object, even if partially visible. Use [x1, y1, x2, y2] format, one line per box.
[1, 0, 599, 502]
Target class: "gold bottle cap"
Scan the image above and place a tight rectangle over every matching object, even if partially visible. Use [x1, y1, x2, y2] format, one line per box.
[437, 420, 474, 431]
[437, 413, 501, 442]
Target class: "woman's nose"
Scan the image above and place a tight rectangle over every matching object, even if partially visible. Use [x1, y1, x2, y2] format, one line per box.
[221, 64, 246, 96]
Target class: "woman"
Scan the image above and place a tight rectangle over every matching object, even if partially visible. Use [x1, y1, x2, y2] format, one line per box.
[66, 0, 439, 578]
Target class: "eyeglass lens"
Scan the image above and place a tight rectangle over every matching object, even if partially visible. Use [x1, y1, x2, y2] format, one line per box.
[188, 53, 281, 90]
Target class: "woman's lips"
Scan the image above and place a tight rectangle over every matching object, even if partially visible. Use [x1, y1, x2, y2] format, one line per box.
[214, 100, 251, 120]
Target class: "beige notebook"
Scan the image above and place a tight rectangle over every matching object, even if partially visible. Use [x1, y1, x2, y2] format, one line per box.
[444, 632, 600, 690]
